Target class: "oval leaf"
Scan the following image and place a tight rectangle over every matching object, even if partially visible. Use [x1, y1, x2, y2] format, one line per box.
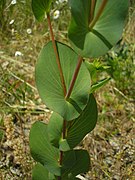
[35, 41, 91, 120]
[67, 93, 98, 148]
[68, 0, 129, 58]
[32, 0, 52, 21]
[32, 163, 49, 180]
[62, 150, 90, 179]
[29, 121, 60, 176]
[32, 163, 56, 180]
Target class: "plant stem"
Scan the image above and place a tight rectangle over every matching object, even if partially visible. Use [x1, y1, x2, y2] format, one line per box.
[58, 119, 66, 166]
[47, 13, 67, 180]
[47, 14, 83, 180]
[57, 57, 83, 180]
[47, 13, 67, 96]
[65, 56, 83, 100]
[89, 0, 108, 29]
[89, 0, 97, 23]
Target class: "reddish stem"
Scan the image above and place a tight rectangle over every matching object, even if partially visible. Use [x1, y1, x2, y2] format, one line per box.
[47, 14, 84, 180]
[47, 13, 67, 96]
[57, 57, 83, 180]
[47, 13, 67, 180]
[89, 0, 108, 29]
[89, 0, 96, 23]
[65, 56, 83, 100]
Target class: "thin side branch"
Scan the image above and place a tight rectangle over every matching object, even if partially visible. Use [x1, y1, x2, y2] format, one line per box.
[65, 56, 83, 100]
[47, 13, 67, 96]
[89, 0, 97, 23]
[89, 0, 108, 29]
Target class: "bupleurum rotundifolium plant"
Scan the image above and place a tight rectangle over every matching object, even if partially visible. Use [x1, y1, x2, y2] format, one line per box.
[29, 0, 129, 179]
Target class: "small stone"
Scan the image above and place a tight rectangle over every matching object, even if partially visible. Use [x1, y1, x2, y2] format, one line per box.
[104, 156, 113, 166]
[5, 140, 12, 147]
[113, 175, 120, 180]
[10, 167, 18, 175]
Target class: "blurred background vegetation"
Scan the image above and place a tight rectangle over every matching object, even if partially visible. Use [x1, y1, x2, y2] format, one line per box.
[0, 0, 135, 179]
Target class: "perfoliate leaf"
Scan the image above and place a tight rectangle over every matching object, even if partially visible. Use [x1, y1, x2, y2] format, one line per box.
[29, 121, 60, 176]
[67, 94, 97, 148]
[68, 0, 129, 58]
[35, 41, 91, 120]
[32, 163, 56, 180]
[62, 150, 90, 179]
[32, 0, 52, 21]
[47, 94, 97, 150]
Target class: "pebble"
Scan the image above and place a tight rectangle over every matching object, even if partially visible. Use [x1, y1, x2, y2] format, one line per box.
[10, 167, 20, 176]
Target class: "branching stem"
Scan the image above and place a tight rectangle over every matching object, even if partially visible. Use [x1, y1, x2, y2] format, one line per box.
[89, 0, 108, 29]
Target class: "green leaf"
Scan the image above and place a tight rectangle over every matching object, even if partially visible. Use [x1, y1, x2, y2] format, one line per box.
[48, 113, 63, 148]
[48, 112, 70, 151]
[32, 163, 56, 180]
[84, 60, 111, 83]
[90, 77, 111, 93]
[85, 60, 110, 73]
[47, 94, 97, 150]
[32, 163, 49, 180]
[68, 0, 129, 58]
[59, 139, 70, 152]
[29, 121, 60, 176]
[84, 61, 97, 80]
[67, 94, 97, 149]
[32, 0, 52, 21]
[62, 150, 90, 179]
[35, 41, 90, 120]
